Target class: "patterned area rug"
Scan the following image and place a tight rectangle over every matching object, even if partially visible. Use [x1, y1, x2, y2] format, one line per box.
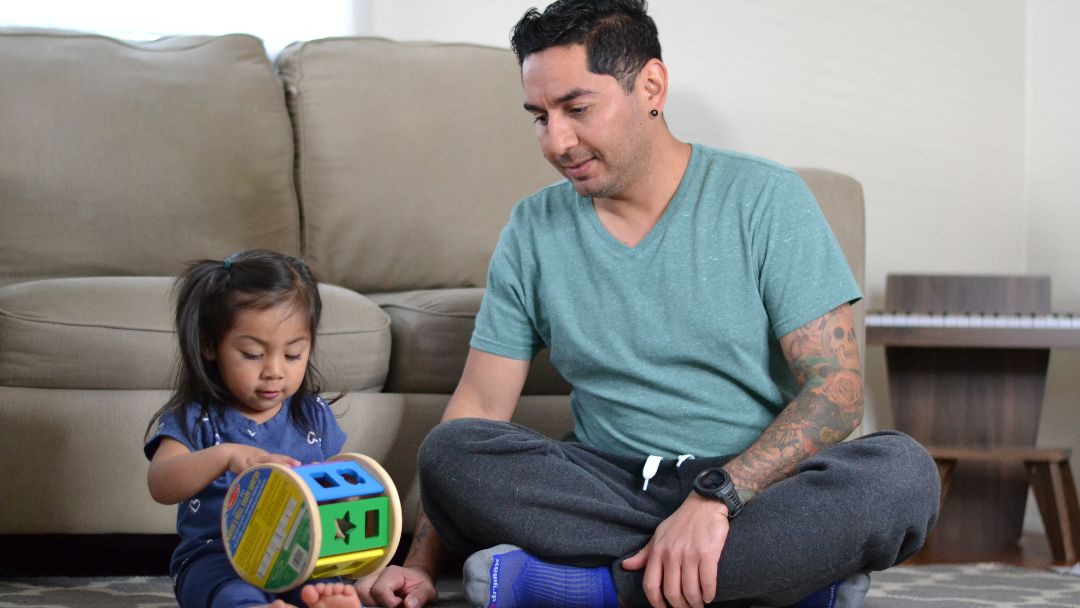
[865, 563, 1080, 607]
[1, 563, 1078, 607]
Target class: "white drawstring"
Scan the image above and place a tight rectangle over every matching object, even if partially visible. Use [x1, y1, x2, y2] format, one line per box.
[641, 453, 696, 491]
[641, 455, 662, 491]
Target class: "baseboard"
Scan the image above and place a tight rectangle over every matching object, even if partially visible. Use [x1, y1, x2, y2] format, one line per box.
[0, 534, 179, 577]
[0, 533, 468, 579]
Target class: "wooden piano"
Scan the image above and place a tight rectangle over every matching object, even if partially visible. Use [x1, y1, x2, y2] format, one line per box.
[867, 274, 1080, 564]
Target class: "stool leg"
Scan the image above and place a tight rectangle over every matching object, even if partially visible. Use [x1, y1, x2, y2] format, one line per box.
[1026, 461, 1080, 564]
[1052, 461, 1080, 564]
[935, 458, 957, 507]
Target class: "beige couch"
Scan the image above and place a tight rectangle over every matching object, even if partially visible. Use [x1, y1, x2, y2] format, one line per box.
[0, 29, 865, 571]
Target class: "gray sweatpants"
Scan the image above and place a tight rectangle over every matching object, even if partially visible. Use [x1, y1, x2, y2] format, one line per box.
[419, 419, 940, 607]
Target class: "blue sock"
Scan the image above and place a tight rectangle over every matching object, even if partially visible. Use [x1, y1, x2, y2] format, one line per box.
[788, 582, 839, 608]
[463, 544, 620, 608]
[787, 572, 870, 608]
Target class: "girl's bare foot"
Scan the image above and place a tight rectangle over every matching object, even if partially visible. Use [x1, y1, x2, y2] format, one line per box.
[300, 582, 361, 608]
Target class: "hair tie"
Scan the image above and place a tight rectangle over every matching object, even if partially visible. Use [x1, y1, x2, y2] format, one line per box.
[223, 254, 237, 272]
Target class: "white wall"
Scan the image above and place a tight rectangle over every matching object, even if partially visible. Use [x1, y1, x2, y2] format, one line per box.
[358, 0, 1079, 534]
[351, 1, 533, 46]
[1025, 0, 1080, 533]
[4, 0, 354, 52]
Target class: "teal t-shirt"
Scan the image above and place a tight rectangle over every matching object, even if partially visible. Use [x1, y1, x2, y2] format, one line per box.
[472, 144, 862, 458]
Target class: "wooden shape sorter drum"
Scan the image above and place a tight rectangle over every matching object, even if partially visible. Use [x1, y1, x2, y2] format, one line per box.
[221, 453, 402, 592]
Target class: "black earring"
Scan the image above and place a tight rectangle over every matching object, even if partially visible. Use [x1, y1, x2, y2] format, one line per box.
[650, 109, 659, 117]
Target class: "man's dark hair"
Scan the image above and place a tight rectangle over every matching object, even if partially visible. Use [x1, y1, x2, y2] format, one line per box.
[511, 0, 662, 94]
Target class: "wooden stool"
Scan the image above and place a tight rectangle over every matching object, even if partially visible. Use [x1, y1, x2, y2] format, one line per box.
[878, 275, 1057, 557]
[930, 445, 1080, 564]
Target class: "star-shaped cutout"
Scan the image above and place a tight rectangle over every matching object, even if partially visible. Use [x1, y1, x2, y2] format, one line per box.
[334, 511, 357, 543]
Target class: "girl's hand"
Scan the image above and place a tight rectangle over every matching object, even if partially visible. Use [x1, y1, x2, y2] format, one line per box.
[224, 444, 301, 474]
[148, 439, 302, 505]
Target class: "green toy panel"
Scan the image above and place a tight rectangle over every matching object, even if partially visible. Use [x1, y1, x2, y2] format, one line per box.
[317, 496, 390, 557]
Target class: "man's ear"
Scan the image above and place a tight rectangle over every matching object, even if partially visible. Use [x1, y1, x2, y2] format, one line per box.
[639, 58, 669, 112]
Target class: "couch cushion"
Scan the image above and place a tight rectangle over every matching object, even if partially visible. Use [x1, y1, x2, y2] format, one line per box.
[0, 29, 300, 285]
[0, 277, 390, 392]
[276, 38, 558, 293]
[315, 284, 392, 392]
[369, 289, 569, 395]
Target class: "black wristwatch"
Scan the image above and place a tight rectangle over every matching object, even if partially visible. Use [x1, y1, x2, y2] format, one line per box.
[692, 467, 743, 518]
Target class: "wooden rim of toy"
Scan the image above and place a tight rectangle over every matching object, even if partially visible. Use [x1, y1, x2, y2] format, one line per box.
[221, 462, 321, 593]
[328, 452, 403, 578]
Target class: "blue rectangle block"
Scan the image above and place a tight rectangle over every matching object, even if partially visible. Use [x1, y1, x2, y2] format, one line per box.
[297, 460, 385, 502]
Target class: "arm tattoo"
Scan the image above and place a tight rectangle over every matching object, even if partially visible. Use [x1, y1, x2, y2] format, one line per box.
[408, 517, 434, 556]
[724, 304, 864, 495]
[402, 508, 445, 578]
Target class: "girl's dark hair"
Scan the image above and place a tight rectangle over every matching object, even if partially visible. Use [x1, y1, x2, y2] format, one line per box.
[510, 0, 661, 94]
[146, 249, 336, 441]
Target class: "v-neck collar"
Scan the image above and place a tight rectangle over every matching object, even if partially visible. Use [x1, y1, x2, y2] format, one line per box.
[223, 398, 289, 430]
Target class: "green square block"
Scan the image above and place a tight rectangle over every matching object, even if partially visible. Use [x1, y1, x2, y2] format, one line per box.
[318, 496, 389, 558]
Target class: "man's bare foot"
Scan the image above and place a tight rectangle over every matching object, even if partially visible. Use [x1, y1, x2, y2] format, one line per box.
[300, 582, 361, 608]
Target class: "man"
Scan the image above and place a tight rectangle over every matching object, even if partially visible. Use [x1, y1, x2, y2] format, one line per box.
[358, 1, 939, 607]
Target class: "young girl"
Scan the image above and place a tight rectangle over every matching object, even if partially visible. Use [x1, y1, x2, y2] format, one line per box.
[145, 249, 360, 608]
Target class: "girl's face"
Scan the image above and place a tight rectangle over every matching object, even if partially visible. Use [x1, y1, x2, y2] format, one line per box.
[207, 302, 312, 423]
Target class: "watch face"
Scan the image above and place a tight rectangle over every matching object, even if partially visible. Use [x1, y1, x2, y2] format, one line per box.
[696, 469, 727, 490]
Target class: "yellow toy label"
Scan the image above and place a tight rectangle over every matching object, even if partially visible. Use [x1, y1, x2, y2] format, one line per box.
[223, 467, 314, 591]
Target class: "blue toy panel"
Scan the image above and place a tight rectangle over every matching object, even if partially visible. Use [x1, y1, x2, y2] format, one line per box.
[297, 460, 385, 502]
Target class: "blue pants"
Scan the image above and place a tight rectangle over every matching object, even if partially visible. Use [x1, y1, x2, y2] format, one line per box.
[419, 420, 941, 608]
[175, 550, 327, 608]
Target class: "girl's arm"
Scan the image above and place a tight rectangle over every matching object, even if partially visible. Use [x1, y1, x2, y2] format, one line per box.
[147, 437, 301, 505]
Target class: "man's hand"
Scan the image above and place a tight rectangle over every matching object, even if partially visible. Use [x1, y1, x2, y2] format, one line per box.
[354, 565, 437, 608]
[622, 494, 731, 608]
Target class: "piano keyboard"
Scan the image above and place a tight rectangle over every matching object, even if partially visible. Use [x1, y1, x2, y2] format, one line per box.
[866, 311, 1080, 329]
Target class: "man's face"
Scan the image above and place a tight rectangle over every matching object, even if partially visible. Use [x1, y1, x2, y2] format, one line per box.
[522, 44, 651, 200]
